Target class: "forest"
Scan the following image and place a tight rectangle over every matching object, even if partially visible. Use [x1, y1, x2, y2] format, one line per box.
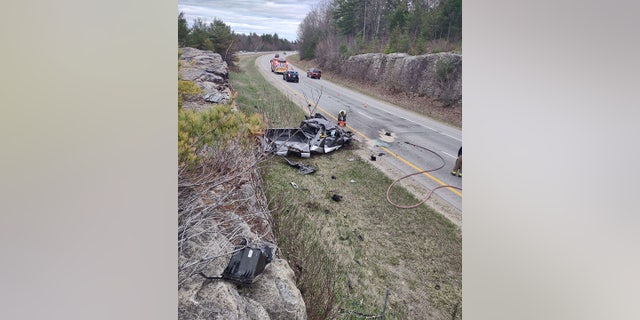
[297, 0, 461, 68]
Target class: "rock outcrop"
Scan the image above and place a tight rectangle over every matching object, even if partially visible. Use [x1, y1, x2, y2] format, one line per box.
[178, 48, 307, 319]
[341, 52, 462, 106]
[179, 47, 234, 111]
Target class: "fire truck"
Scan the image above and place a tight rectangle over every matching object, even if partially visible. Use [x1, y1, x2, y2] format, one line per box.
[270, 56, 289, 74]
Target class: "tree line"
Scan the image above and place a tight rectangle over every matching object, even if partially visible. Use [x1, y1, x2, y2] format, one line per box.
[178, 12, 295, 65]
[297, 0, 461, 69]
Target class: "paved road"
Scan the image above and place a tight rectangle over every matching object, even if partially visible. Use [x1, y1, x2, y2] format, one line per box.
[256, 53, 463, 217]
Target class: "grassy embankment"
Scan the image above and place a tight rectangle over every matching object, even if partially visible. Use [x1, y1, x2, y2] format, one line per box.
[231, 54, 303, 128]
[230, 54, 462, 320]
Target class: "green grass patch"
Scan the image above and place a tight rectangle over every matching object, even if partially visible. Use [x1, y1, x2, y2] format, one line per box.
[230, 54, 304, 127]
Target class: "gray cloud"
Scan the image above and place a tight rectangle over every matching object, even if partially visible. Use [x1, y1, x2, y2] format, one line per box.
[178, 0, 320, 41]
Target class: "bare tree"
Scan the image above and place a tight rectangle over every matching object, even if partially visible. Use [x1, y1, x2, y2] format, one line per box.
[302, 86, 324, 116]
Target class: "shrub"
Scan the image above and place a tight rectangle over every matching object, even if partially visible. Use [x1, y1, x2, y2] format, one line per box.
[178, 105, 265, 167]
[178, 78, 204, 109]
[435, 57, 454, 82]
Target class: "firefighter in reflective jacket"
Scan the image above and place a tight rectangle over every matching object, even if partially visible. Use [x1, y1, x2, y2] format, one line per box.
[337, 110, 347, 127]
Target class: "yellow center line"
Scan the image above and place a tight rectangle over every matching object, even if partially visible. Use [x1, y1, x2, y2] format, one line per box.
[282, 72, 463, 198]
[380, 147, 463, 197]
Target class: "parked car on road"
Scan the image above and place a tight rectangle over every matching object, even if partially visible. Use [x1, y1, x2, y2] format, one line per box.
[283, 71, 299, 83]
[306, 68, 322, 79]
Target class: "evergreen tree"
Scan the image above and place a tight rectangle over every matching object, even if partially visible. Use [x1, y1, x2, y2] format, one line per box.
[178, 12, 189, 47]
[209, 18, 236, 63]
[188, 18, 214, 51]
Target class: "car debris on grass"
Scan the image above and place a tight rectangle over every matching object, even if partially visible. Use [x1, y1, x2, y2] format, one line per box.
[262, 113, 353, 158]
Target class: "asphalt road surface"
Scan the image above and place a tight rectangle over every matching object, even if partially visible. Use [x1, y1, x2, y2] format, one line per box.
[256, 53, 463, 220]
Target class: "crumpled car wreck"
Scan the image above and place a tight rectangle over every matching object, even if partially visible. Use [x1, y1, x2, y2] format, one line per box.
[263, 113, 353, 157]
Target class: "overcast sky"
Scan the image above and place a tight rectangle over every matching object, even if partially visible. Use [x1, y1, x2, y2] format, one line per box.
[178, 0, 320, 41]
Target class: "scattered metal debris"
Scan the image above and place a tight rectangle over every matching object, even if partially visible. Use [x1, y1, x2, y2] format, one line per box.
[290, 182, 298, 189]
[283, 157, 316, 174]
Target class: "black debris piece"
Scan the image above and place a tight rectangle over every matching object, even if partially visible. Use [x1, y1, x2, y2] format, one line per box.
[220, 244, 274, 285]
[332, 194, 343, 202]
[370, 155, 377, 161]
[283, 157, 316, 174]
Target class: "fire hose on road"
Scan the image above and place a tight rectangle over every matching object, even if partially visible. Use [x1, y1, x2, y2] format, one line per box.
[385, 142, 462, 209]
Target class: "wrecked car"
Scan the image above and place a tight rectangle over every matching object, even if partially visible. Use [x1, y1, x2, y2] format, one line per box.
[262, 113, 353, 158]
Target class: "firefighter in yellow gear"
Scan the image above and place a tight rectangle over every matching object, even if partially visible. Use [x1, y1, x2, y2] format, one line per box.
[451, 146, 462, 177]
[337, 110, 347, 127]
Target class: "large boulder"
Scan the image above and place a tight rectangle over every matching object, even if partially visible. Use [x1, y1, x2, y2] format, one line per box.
[179, 47, 234, 111]
[179, 258, 305, 320]
[342, 52, 462, 106]
[239, 259, 307, 319]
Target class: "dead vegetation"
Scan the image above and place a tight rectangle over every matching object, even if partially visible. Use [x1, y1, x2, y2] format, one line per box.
[178, 142, 274, 287]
